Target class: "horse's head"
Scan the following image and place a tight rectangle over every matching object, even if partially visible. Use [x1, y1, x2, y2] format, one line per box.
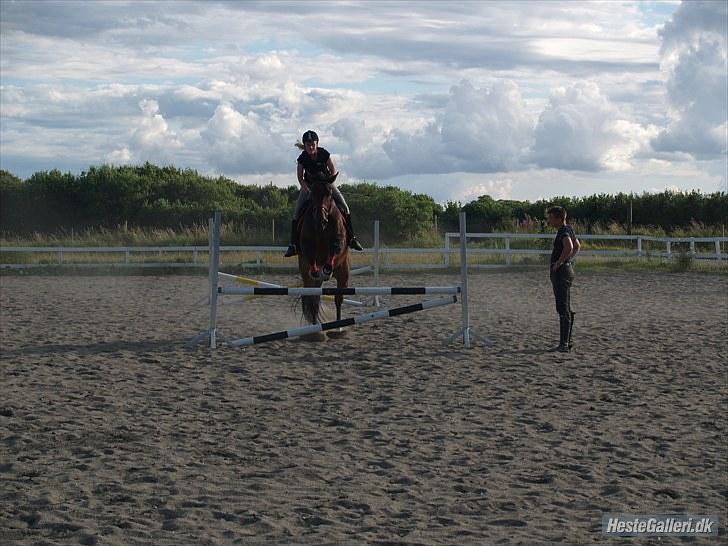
[305, 170, 338, 232]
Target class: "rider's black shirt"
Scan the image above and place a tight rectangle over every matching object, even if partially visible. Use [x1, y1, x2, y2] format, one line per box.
[297, 147, 331, 176]
[551, 224, 577, 263]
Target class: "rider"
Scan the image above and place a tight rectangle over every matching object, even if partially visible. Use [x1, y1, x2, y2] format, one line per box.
[284, 130, 364, 257]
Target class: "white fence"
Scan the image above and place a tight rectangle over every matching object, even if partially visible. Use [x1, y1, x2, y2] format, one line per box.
[444, 233, 728, 266]
[1, 231, 726, 269]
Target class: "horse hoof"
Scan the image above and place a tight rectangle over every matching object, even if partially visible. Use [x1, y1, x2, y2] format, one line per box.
[300, 332, 327, 342]
[327, 328, 348, 339]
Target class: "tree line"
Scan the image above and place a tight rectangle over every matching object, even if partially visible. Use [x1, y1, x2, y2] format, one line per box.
[1, 164, 726, 242]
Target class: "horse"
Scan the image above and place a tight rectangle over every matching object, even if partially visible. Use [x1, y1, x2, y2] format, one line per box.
[297, 170, 351, 339]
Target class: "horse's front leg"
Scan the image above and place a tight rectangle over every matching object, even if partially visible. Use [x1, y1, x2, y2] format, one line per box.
[327, 253, 350, 339]
[322, 235, 343, 281]
[335, 294, 342, 322]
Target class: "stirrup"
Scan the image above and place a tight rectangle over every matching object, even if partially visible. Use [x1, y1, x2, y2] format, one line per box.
[284, 244, 297, 257]
[349, 237, 364, 251]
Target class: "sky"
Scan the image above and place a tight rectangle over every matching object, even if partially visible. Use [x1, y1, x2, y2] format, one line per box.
[0, 0, 726, 203]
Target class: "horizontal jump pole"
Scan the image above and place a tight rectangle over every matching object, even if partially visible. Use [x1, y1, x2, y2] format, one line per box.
[219, 286, 461, 296]
[351, 265, 372, 275]
[218, 272, 366, 307]
[228, 295, 457, 348]
[219, 272, 281, 288]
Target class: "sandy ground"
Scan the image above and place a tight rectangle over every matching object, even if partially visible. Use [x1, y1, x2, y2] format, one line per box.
[0, 270, 726, 545]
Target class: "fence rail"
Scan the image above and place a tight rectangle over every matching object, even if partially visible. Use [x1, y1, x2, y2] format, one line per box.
[1, 232, 726, 269]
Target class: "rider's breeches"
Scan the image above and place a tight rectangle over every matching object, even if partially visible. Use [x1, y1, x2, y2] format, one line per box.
[293, 184, 350, 219]
[293, 188, 309, 219]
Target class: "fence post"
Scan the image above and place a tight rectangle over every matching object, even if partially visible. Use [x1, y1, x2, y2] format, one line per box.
[637, 237, 642, 258]
[58, 249, 63, 264]
[505, 237, 511, 266]
[689, 238, 695, 255]
[193, 249, 198, 263]
[373, 220, 381, 307]
[716, 240, 721, 262]
[209, 213, 221, 348]
[444, 234, 450, 268]
[256, 251, 261, 267]
[125, 250, 130, 264]
[666, 240, 672, 258]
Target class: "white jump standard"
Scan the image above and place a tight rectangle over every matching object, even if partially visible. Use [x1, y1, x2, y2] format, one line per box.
[188, 211, 488, 349]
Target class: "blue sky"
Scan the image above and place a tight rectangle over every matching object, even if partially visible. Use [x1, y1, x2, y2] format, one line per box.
[1, 0, 726, 202]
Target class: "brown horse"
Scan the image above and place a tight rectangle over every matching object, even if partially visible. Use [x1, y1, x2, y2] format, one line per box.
[297, 170, 351, 337]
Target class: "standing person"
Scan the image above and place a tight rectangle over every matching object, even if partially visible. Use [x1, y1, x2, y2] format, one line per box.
[284, 130, 364, 257]
[547, 206, 581, 352]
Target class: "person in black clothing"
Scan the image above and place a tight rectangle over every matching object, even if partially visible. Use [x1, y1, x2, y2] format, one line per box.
[284, 130, 364, 257]
[547, 206, 581, 352]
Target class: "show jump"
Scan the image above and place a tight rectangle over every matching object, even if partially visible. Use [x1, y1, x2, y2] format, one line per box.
[188, 212, 489, 349]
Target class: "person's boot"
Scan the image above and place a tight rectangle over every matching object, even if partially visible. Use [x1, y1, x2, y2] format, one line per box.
[568, 311, 575, 350]
[284, 219, 298, 257]
[550, 314, 571, 352]
[345, 214, 364, 251]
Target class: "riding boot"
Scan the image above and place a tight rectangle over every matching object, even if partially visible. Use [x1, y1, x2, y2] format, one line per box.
[345, 214, 364, 251]
[557, 313, 571, 352]
[284, 219, 298, 257]
[568, 311, 575, 350]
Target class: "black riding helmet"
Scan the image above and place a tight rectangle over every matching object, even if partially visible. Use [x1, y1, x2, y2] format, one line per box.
[302, 130, 319, 143]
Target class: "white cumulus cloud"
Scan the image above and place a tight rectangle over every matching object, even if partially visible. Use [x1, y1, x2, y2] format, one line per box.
[381, 80, 533, 176]
[200, 102, 291, 175]
[530, 81, 651, 171]
[127, 99, 182, 163]
[652, 1, 728, 157]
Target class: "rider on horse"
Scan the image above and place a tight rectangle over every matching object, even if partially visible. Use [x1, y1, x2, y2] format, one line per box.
[284, 130, 364, 257]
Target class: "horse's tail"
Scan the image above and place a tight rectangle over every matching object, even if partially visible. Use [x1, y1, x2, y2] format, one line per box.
[302, 294, 322, 324]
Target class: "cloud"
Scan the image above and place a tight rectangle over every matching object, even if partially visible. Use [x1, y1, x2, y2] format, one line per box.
[200, 102, 291, 175]
[380, 80, 533, 176]
[104, 147, 132, 164]
[126, 99, 182, 163]
[3, 0, 723, 201]
[530, 81, 653, 171]
[652, 1, 728, 157]
[659, 0, 727, 53]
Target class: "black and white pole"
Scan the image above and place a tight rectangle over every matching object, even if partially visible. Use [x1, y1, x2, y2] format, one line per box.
[228, 295, 457, 347]
[219, 286, 460, 296]
[443, 211, 492, 349]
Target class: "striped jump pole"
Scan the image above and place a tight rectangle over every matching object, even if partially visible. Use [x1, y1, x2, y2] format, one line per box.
[228, 295, 457, 347]
[218, 272, 366, 307]
[219, 286, 460, 296]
